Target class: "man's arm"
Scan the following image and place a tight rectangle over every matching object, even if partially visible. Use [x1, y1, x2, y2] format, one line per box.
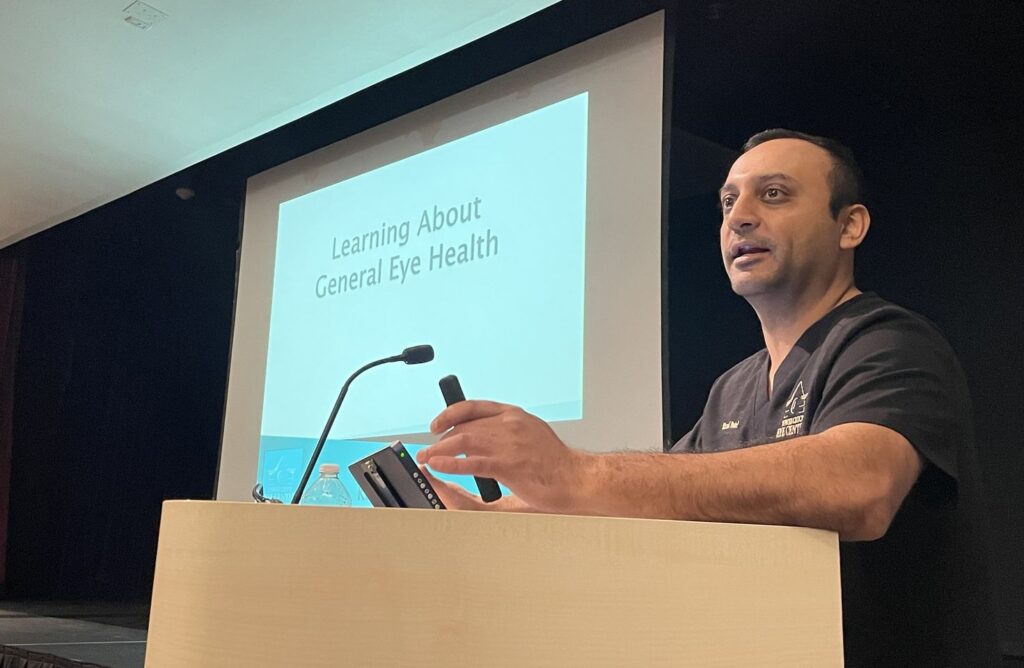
[418, 402, 922, 541]
[573, 422, 922, 540]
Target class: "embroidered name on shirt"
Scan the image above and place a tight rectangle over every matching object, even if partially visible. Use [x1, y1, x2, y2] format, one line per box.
[775, 380, 808, 438]
[721, 420, 740, 430]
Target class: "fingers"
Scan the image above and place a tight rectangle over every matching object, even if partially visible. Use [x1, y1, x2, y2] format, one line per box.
[416, 433, 470, 461]
[422, 455, 498, 478]
[421, 468, 483, 510]
[430, 400, 512, 434]
[436, 414, 505, 443]
[416, 431, 497, 464]
[422, 467, 525, 513]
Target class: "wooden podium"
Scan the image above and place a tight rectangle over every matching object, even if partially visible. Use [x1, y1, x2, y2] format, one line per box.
[145, 501, 842, 666]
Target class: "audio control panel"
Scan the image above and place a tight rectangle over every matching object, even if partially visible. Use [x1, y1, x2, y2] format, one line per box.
[349, 441, 444, 510]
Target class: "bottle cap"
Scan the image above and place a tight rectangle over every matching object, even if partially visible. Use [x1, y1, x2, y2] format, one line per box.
[319, 463, 340, 475]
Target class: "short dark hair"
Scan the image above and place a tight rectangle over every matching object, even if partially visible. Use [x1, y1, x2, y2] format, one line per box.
[741, 129, 865, 218]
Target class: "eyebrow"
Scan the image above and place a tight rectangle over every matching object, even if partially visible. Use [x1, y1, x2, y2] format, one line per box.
[719, 172, 798, 196]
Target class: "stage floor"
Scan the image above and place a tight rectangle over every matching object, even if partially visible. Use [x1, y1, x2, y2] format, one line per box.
[0, 600, 148, 668]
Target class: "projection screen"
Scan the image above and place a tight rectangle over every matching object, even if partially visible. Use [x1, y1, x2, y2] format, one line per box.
[217, 12, 665, 503]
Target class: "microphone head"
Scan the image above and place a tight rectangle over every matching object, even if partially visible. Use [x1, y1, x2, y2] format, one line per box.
[401, 345, 434, 365]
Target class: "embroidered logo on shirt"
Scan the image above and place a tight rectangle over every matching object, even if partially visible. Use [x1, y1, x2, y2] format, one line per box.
[783, 380, 808, 418]
[775, 380, 808, 438]
[721, 420, 740, 430]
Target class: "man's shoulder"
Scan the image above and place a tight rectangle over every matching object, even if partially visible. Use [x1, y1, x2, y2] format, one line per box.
[806, 292, 972, 477]
[827, 293, 952, 349]
[672, 348, 768, 453]
[806, 292, 968, 403]
[711, 348, 768, 390]
[802, 293, 962, 378]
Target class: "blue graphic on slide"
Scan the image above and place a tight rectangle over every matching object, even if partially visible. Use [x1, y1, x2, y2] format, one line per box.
[258, 436, 506, 506]
[258, 93, 588, 488]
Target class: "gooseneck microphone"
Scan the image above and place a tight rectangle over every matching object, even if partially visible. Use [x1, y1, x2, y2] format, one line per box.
[289, 345, 434, 504]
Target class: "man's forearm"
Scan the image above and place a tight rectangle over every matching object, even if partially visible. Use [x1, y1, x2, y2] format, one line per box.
[567, 424, 919, 540]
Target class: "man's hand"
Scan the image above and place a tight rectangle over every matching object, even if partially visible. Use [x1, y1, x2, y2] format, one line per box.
[416, 400, 587, 514]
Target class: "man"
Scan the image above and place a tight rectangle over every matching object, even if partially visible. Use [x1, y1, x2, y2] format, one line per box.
[416, 130, 999, 666]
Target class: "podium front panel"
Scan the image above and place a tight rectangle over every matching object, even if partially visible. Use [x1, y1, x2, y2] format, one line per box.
[146, 501, 842, 667]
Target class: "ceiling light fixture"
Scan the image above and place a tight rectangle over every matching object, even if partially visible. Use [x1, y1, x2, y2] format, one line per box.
[122, 1, 168, 30]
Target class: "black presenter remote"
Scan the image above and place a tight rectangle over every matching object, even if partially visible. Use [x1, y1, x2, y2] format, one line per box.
[438, 375, 503, 503]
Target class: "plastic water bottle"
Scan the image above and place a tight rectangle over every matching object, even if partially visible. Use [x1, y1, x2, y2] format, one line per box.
[300, 463, 352, 506]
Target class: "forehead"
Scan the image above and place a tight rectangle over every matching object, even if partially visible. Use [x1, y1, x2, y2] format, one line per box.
[725, 138, 833, 190]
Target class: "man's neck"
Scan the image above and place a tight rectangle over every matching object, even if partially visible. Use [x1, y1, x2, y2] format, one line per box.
[751, 282, 861, 395]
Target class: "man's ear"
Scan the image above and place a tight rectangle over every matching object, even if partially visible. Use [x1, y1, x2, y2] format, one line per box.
[839, 204, 871, 250]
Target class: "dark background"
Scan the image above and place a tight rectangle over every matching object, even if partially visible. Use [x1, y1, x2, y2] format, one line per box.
[2, 0, 1021, 658]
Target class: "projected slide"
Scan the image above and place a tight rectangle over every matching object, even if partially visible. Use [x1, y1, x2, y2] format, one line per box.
[257, 93, 589, 502]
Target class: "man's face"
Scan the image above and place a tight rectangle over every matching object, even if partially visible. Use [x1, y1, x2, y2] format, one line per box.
[719, 139, 844, 300]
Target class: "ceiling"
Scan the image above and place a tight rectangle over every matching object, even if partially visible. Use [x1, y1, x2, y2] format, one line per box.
[0, 0, 558, 249]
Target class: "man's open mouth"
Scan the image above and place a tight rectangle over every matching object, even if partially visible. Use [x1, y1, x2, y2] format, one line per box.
[731, 242, 770, 259]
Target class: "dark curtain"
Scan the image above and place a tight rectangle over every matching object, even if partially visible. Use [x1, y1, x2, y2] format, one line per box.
[4, 175, 239, 599]
[0, 247, 26, 589]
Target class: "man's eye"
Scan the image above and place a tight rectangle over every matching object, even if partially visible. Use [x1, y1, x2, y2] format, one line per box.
[721, 195, 735, 209]
[764, 187, 783, 200]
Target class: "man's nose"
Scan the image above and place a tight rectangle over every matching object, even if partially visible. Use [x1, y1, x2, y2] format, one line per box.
[726, 195, 760, 233]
